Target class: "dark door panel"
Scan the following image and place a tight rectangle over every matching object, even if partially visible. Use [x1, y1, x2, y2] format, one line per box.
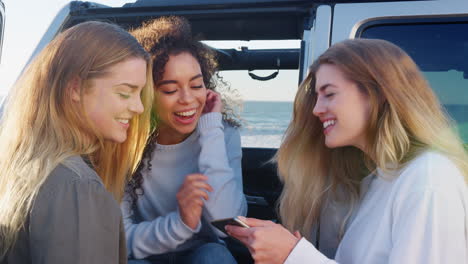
[224, 147, 283, 264]
[241, 147, 282, 220]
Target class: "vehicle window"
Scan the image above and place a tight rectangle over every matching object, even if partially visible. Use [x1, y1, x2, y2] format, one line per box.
[204, 40, 300, 148]
[360, 21, 468, 143]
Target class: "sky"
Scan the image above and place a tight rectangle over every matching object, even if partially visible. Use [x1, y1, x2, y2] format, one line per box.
[0, 0, 129, 97]
[0, 0, 299, 101]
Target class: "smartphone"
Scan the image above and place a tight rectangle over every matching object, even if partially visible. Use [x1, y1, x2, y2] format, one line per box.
[211, 217, 250, 235]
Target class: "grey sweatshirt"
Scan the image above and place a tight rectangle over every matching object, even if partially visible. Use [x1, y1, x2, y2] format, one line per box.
[121, 112, 247, 259]
[3, 156, 127, 264]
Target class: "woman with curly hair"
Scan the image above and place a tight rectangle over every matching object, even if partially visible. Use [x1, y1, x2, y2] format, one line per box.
[227, 39, 468, 264]
[121, 16, 246, 264]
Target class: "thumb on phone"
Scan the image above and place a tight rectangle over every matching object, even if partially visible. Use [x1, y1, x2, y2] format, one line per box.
[293, 230, 302, 239]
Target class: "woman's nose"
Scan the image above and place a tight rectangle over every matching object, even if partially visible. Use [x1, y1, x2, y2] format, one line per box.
[312, 97, 326, 117]
[178, 88, 194, 104]
[129, 95, 144, 115]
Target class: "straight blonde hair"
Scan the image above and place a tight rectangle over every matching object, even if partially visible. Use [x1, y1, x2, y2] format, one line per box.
[276, 39, 468, 240]
[0, 21, 154, 258]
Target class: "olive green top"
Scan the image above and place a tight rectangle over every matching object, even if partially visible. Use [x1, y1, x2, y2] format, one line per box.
[3, 156, 127, 264]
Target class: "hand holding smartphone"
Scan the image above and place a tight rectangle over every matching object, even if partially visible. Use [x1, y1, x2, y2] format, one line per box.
[211, 217, 249, 236]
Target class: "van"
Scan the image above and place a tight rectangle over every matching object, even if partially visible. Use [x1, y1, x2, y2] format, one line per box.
[9, 0, 468, 262]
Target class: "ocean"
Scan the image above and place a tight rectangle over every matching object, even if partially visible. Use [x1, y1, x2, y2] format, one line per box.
[240, 101, 293, 148]
[239, 101, 468, 148]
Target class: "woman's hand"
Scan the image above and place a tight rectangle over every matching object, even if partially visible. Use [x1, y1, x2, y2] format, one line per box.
[176, 174, 213, 230]
[202, 89, 222, 113]
[226, 217, 301, 264]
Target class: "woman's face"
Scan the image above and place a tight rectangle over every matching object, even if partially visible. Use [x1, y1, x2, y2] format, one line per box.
[80, 57, 147, 143]
[313, 64, 371, 151]
[155, 52, 207, 145]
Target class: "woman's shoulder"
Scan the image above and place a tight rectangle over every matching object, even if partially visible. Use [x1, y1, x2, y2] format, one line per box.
[32, 156, 120, 220]
[222, 119, 240, 132]
[30, 156, 122, 245]
[40, 156, 107, 199]
[222, 120, 241, 143]
[405, 151, 461, 174]
[52, 156, 102, 182]
[397, 151, 466, 192]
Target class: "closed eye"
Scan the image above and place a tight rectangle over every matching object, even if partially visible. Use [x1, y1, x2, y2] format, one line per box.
[192, 85, 203, 89]
[162, 90, 177, 95]
[118, 93, 130, 99]
[325, 93, 335, 98]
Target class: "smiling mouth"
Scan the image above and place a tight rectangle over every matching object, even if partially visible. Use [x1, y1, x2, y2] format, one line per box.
[116, 118, 130, 124]
[323, 119, 336, 129]
[175, 109, 197, 119]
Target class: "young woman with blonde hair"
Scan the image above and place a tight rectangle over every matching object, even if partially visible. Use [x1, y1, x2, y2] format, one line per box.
[0, 21, 153, 263]
[227, 38, 468, 264]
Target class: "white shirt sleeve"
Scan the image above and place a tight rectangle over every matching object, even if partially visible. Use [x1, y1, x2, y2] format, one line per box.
[197, 112, 247, 236]
[284, 238, 338, 264]
[120, 195, 201, 259]
[389, 187, 467, 264]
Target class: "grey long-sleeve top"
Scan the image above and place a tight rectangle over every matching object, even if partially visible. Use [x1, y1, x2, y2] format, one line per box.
[3, 156, 127, 264]
[121, 112, 247, 259]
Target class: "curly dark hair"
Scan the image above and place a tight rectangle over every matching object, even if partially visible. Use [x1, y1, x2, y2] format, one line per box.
[125, 16, 241, 208]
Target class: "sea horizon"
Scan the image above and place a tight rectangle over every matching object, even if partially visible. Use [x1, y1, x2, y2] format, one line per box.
[240, 100, 293, 148]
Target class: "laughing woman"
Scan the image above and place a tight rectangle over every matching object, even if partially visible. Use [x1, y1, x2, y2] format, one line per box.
[227, 39, 468, 264]
[0, 21, 153, 263]
[121, 16, 246, 264]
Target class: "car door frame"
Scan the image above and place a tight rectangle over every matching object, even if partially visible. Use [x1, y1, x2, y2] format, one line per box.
[0, 0, 5, 62]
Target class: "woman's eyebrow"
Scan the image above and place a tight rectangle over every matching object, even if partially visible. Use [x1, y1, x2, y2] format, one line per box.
[316, 83, 333, 93]
[190, 74, 203, 81]
[114, 82, 139, 89]
[157, 80, 177, 86]
[157, 74, 203, 87]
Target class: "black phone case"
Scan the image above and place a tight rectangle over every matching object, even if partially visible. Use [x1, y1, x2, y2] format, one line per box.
[211, 218, 247, 235]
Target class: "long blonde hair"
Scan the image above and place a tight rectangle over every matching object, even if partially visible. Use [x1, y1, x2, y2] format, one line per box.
[276, 38, 468, 239]
[0, 21, 153, 257]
